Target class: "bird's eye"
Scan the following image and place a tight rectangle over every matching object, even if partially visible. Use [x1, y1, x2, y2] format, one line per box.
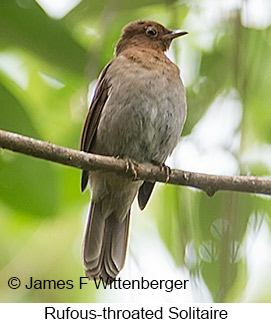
[145, 27, 157, 37]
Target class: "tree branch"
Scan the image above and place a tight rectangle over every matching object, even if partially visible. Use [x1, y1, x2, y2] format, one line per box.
[0, 129, 270, 196]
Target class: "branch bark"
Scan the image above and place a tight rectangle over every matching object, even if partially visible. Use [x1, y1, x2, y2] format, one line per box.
[0, 129, 270, 196]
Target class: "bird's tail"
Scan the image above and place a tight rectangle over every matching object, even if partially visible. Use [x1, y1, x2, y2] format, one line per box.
[82, 202, 130, 283]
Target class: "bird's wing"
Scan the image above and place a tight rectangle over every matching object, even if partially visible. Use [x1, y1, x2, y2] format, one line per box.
[138, 181, 155, 210]
[80, 62, 112, 192]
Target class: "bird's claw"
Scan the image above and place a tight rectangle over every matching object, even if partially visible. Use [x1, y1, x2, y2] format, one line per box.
[125, 158, 138, 180]
[160, 163, 171, 184]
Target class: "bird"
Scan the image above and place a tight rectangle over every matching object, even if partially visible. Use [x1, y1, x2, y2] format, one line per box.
[80, 20, 187, 283]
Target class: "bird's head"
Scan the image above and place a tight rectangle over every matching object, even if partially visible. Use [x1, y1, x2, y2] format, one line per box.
[115, 20, 187, 55]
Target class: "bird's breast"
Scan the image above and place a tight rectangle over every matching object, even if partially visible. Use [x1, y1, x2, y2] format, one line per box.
[93, 55, 187, 163]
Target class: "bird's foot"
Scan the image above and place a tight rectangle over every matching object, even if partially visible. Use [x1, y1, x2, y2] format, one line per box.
[160, 163, 171, 184]
[124, 158, 138, 180]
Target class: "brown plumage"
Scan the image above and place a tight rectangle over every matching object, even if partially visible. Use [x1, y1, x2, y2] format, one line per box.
[80, 20, 187, 283]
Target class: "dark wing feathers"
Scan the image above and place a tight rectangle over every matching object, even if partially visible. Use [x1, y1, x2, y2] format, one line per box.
[138, 181, 155, 210]
[80, 62, 112, 192]
[80, 61, 155, 211]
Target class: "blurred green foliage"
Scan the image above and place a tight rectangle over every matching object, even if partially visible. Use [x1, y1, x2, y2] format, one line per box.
[0, 0, 270, 303]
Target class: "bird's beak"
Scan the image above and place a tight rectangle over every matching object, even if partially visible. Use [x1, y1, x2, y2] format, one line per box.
[164, 29, 188, 40]
[169, 29, 188, 39]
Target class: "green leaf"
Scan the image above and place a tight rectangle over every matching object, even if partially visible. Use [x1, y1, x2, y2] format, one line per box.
[0, 84, 58, 216]
[153, 185, 196, 267]
[0, 0, 87, 77]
